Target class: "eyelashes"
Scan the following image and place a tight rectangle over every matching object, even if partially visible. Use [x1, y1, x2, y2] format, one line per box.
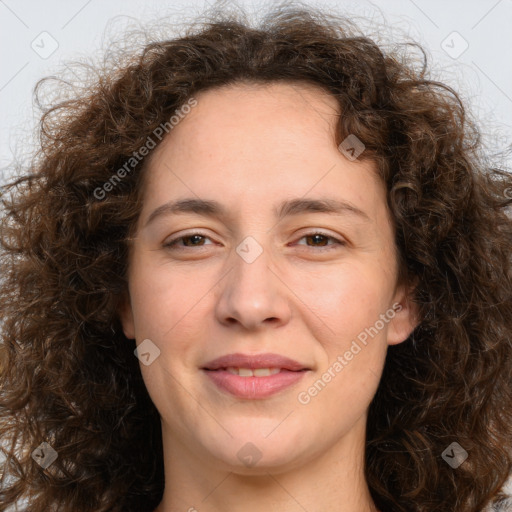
[162, 231, 346, 252]
[163, 233, 212, 249]
[293, 232, 346, 250]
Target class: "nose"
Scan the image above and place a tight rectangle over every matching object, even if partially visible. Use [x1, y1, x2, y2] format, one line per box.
[214, 240, 292, 331]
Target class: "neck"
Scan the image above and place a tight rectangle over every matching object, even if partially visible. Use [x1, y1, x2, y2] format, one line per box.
[155, 414, 379, 512]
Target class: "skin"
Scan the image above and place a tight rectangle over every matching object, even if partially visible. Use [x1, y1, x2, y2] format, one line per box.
[119, 81, 418, 512]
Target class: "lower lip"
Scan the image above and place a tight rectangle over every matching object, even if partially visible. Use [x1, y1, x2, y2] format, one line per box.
[203, 369, 308, 399]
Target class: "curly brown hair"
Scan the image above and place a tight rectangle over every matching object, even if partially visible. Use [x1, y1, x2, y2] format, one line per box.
[1, 3, 511, 512]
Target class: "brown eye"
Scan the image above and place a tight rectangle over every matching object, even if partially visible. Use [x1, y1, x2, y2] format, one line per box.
[294, 232, 346, 250]
[163, 232, 214, 249]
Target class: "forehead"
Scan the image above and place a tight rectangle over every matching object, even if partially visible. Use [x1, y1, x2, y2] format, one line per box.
[139, 81, 386, 226]
[175, 81, 341, 153]
[195, 80, 340, 115]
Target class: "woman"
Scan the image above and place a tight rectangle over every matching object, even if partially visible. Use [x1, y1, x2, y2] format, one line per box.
[1, 4, 511, 512]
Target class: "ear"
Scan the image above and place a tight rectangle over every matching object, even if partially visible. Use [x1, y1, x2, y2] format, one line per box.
[386, 281, 420, 346]
[118, 289, 136, 340]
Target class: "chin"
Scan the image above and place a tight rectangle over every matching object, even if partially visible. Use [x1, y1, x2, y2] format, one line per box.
[201, 431, 312, 474]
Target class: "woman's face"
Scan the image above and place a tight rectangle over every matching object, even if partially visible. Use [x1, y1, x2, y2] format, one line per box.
[120, 82, 417, 473]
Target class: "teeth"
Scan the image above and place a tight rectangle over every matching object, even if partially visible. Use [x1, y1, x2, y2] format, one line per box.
[225, 367, 282, 377]
[253, 368, 271, 377]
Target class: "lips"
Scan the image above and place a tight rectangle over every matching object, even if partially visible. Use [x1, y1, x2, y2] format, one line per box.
[202, 352, 309, 372]
[201, 352, 310, 399]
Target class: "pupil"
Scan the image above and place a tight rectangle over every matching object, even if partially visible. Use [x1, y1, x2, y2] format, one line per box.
[186, 235, 203, 246]
[309, 234, 327, 246]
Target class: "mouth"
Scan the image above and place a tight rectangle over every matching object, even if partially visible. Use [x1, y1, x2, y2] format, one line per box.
[201, 352, 310, 373]
[204, 367, 308, 377]
[202, 368, 309, 399]
[201, 353, 311, 399]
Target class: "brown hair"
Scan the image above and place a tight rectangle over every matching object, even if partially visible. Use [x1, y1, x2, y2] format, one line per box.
[1, 4, 511, 511]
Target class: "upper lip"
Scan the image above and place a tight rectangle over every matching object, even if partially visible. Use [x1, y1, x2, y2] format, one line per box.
[202, 352, 310, 371]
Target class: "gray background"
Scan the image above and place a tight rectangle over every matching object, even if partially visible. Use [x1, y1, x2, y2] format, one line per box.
[0, 0, 511, 505]
[1, 0, 511, 177]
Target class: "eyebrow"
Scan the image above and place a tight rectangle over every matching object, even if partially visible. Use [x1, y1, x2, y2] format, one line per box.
[144, 197, 371, 228]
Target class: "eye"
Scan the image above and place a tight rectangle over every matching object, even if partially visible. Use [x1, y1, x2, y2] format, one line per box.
[162, 231, 346, 251]
[293, 231, 346, 250]
[163, 232, 215, 250]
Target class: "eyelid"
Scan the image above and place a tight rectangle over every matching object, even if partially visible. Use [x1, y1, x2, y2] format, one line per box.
[163, 230, 214, 248]
[292, 230, 346, 248]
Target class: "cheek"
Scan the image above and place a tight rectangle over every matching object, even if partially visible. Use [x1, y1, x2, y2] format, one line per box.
[297, 265, 391, 412]
[128, 263, 217, 379]
[128, 262, 200, 334]
[295, 260, 393, 343]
